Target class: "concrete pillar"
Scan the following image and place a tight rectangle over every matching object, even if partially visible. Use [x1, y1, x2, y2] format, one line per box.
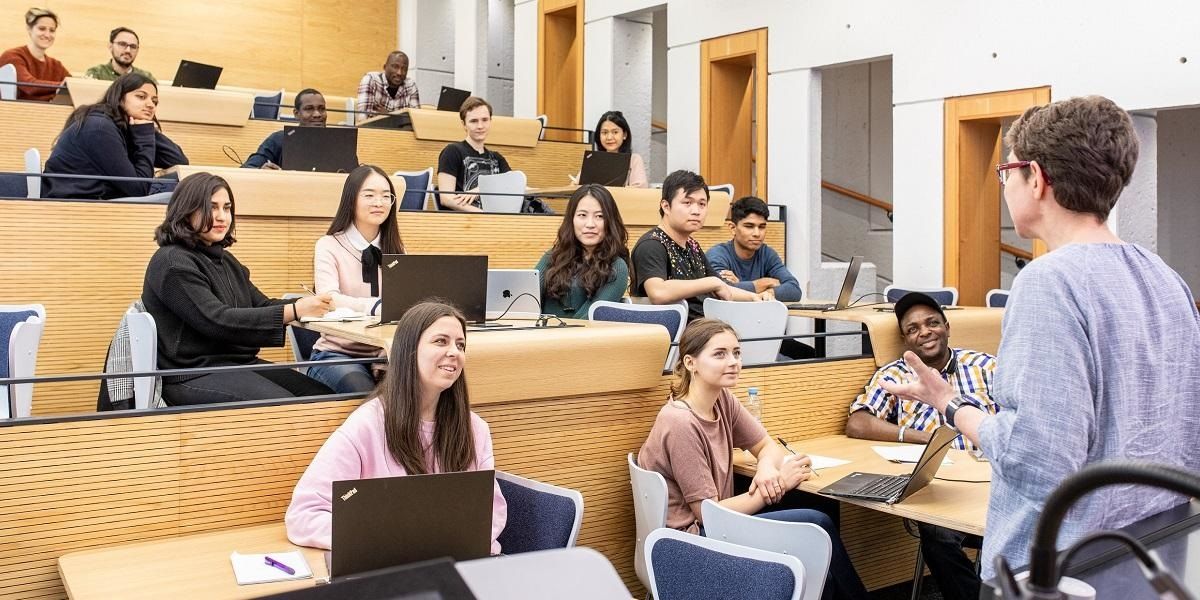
[512, 0, 538, 117]
[583, 17, 616, 135]
[453, 0, 489, 98]
[665, 42, 700, 172]
[1111, 114, 1158, 251]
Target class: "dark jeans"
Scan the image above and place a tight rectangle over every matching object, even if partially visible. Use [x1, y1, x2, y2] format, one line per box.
[162, 361, 333, 406]
[735, 475, 869, 600]
[780, 338, 817, 360]
[916, 522, 981, 600]
[307, 350, 379, 395]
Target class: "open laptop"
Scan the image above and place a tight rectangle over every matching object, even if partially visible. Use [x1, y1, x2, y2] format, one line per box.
[486, 269, 541, 319]
[170, 60, 222, 89]
[380, 255, 488, 324]
[788, 255, 864, 311]
[577, 151, 632, 186]
[281, 125, 359, 173]
[821, 425, 958, 505]
[330, 471, 495, 578]
[437, 86, 472, 112]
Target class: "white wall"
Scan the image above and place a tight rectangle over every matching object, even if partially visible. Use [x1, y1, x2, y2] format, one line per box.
[665, 42, 701, 172]
[1157, 108, 1200, 294]
[512, 0, 537, 117]
[487, 0, 516, 115]
[413, 0, 456, 103]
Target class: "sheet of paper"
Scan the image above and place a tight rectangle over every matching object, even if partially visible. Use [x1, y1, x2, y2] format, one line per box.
[230, 551, 313, 585]
[872, 445, 952, 465]
[807, 454, 851, 470]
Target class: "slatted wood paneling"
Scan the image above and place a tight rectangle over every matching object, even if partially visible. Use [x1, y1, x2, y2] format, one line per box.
[0, 201, 784, 416]
[0, 358, 925, 599]
[0, 102, 588, 189]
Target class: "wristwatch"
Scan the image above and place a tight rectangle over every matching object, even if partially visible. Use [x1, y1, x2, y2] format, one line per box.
[944, 395, 966, 429]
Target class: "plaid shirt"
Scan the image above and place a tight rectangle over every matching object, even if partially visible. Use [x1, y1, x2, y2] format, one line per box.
[849, 348, 997, 450]
[356, 72, 420, 121]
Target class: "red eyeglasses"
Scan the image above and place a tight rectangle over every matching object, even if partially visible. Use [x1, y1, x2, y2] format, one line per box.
[995, 160, 1053, 186]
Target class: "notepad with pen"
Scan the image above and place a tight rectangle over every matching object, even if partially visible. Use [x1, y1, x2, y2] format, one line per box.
[230, 550, 313, 585]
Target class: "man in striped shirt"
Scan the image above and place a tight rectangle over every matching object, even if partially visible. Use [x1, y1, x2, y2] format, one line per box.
[846, 291, 997, 600]
[356, 51, 420, 123]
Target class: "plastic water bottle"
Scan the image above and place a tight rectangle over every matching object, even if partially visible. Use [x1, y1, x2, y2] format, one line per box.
[746, 387, 762, 421]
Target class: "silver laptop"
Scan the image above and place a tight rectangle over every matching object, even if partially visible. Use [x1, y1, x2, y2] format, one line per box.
[788, 255, 864, 311]
[486, 269, 541, 319]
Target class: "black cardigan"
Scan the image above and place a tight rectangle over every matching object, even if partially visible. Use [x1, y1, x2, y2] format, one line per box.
[141, 243, 295, 382]
[43, 111, 189, 199]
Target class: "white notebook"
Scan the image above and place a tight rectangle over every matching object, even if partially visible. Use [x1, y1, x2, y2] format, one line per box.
[230, 551, 313, 585]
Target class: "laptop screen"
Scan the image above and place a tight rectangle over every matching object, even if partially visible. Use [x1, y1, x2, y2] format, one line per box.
[897, 425, 959, 502]
[833, 255, 865, 309]
[381, 255, 488, 324]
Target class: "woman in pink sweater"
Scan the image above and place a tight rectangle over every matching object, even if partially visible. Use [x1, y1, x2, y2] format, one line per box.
[307, 164, 406, 393]
[286, 301, 507, 552]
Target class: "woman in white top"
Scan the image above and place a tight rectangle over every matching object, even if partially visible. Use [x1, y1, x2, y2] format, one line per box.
[583, 111, 648, 188]
[307, 164, 406, 394]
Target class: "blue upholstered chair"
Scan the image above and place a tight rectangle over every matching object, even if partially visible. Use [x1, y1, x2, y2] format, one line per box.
[393, 168, 433, 211]
[0, 173, 26, 199]
[252, 90, 283, 120]
[1, 304, 45, 419]
[985, 288, 1010, 308]
[884, 285, 959, 307]
[700, 499, 830, 600]
[645, 528, 805, 600]
[495, 470, 583, 554]
[589, 300, 687, 371]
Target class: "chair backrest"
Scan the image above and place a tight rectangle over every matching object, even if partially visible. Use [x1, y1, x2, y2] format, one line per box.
[700, 499, 830, 600]
[495, 470, 584, 553]
[455, 547, 631, 599]
[394, 168, 433, 211]
[125, 309, 157, 410]
[477, 170, 527, 213]
[589, 300, 687, 371]
[282, 293, 321, 373]
[252, 90, 283, 120]
[985, 288, 1010, 308]
[703, 298, 788, 365]
[709, 183, 735, 201]
[0, 63, 16, 100]
[24, 147, 41, 198]
[0, 173, 26, 199]
[535, 114, 548, 140]
[884, 285, 959, 307]
[0, 304, 46, 419]
[645, 527, 804, 600]
[627, 453, 668, 589]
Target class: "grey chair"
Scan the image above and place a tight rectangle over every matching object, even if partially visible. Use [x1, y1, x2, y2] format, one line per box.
[985, 289, 1009, 308]
[884, 285, 959, 307]
[252, 90, 283, 120]
[628, 453, 668, 593]
[1, 304, 45, 419]
[495, 470, 584, 554]
[393, 168, 433, 211]
[645, 527, 805, 600]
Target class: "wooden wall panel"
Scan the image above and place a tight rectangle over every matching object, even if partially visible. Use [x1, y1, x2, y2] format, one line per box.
[0, 358, 921, 598]
[0, 1, 395, 95]
[0, 201, 784, 416]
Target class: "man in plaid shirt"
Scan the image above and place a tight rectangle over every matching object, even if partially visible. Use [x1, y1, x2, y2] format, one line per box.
[356, 51, 419, 123]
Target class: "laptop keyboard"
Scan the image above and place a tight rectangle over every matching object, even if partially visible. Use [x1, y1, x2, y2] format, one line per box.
[853, 475, 910, 499]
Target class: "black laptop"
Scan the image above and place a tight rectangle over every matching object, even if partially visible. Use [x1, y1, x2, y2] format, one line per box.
[578, 151, 632, 186]
[821, 425, 959, 505]
[280, 126, 359, 173]
[330, 471, 495, 578]
[437, 87, 472, 112]
[380, 255, 488, 324]
[171, 60, 222, 89]
[788, 255, 864, 311]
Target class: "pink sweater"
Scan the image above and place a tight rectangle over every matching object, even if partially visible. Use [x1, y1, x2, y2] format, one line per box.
[285, 398, 508, 553]
[312, 231, 387, 357]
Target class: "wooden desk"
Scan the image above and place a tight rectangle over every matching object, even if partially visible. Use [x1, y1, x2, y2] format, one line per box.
[733, 435, 990, 536]
[303, 319, 669, 404]
[174, 166, 408, 218]
[359, 109, 543, 148]
[65, 78, 256, 127]
[789, 306, 1003, 368]
[532, 186, 733, 228]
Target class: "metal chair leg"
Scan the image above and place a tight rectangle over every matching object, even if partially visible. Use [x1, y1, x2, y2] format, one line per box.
[909, 546, 926, 600]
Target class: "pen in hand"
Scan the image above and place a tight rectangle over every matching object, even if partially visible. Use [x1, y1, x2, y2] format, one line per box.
[299, 283, 317, 295]
[264, 555, 295, 575]
[777, 436, 819, 477]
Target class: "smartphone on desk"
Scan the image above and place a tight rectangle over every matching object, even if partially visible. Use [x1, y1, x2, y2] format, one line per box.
[970, 449, 989, 462]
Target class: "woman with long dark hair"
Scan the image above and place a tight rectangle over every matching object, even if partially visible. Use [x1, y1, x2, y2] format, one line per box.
[43, 72, 188, 199]
[577, 110, 647, 187]
[638, 319, 869, 599]
[307, 165, 406, 394]
[286, 301, 508, 552]
[535, 184, 630, 318]
[141, 172, 334, 406]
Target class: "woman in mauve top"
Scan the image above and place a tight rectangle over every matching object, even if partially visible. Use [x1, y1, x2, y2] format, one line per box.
[286, 302, 507, 553]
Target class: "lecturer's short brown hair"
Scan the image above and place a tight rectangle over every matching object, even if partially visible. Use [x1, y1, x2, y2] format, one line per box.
[1003, 95, 1139, 221]
[459, 96, 492, 121]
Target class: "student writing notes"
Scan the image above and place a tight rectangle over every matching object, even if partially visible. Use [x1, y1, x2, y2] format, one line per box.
[535, 184, 630, 318]
[141, 173, 334, 406]
[0, 8, 69, 102]
[43, 74, 188, 199]
[286, 302, 508, 553]
[308, 165, 404, 394]
[638, 320, 868, 599]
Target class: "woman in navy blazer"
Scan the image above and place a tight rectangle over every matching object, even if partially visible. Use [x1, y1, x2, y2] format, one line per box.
[43, 73, 188, 199]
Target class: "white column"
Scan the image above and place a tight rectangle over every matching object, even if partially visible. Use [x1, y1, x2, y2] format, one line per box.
[665, 41, 700, 172]
[766, 68, 820, 290]
[891, 99, 945, 287]
[454, 0, 489, 96]
[399, 0, 418, 60]
[1111, 114, 1158, 251]
[583, 16, 616, 132]
[512, 0, 538, 117]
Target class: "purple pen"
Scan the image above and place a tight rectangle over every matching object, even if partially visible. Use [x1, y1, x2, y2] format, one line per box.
[264, 555, 295, 575]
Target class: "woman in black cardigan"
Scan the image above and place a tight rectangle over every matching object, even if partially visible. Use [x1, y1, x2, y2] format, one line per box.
[44, 73, 188, 199]
[142, 172, 334, 406]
